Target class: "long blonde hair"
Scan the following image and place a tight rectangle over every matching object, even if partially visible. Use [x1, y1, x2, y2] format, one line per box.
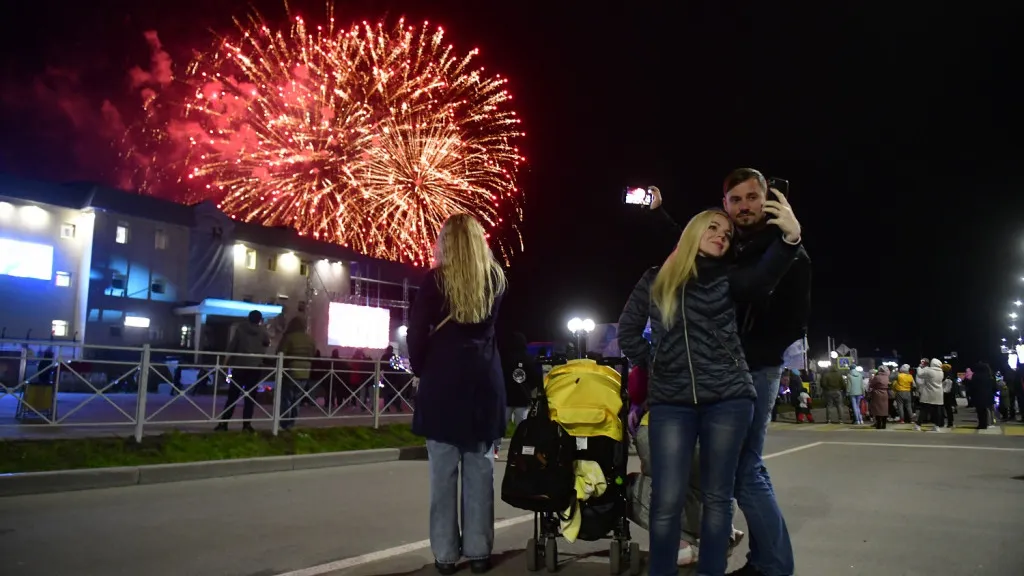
[433, 213, 507, 324]
[651, 209, 728, 328]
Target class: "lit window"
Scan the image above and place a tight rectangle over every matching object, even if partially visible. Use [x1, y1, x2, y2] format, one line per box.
[52, 320, 68, 337]
[124, 316, 151, 328]
[116, 222, 129, 244]
[61, 223, 76, 239]
[267, 257, 278, 272]
[245, 249, 256, 270]
[299, 262, 309, 276]
[55, 271, 71, 287]
[155, 229, 168, 250]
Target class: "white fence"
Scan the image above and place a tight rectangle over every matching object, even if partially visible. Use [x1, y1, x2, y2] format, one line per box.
[0, 339, 415, 442]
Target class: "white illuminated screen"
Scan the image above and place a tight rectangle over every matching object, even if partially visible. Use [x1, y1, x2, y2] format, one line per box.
[0, 238, 54, 281]
[624, 187, 650, 205]
[328, 303, 391, 348]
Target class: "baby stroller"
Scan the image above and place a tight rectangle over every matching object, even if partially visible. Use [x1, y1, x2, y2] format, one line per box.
[501, 357, 641, 574]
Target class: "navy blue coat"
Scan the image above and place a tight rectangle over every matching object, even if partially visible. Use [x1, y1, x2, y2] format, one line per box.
[408, 268, 506, 445]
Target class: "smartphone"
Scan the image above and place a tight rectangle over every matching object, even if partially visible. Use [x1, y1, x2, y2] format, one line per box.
[767, 177, 789, 197]
[623, 186, 652, 206]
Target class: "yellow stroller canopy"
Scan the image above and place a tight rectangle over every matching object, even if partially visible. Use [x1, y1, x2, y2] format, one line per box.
[544, 359, 624, 441]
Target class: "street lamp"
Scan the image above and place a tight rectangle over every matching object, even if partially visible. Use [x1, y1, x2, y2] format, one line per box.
[830, 350, 839, 359]
[567, 317, 595, 359]
[1011, 312, 1019, 320]
[1015, 300, 1022, 307]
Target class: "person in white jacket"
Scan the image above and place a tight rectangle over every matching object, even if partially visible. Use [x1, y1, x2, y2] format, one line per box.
[915, 358, 946, 431]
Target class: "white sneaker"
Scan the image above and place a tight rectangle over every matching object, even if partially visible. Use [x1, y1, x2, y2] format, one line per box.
[677, 543, 698, 566]
[933, 427, 946, 433]
[913, 424, 922, 431]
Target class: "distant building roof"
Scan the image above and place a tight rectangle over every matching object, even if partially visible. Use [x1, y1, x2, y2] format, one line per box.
[0, 173, 92, 209]
[0, 175, 193, 226]
[230, 217, 424, 281]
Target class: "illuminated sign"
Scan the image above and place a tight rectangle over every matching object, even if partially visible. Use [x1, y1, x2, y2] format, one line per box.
[328, 303, 390, 348]
[0, 238, 54, 281]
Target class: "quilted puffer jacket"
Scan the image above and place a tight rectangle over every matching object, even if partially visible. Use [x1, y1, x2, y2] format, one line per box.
[617, 238, 800, 406]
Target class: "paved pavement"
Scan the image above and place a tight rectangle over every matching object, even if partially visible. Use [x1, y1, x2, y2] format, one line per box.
[2, 429, 1023, 576]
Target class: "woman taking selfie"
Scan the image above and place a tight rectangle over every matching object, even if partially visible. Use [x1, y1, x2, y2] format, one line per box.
[408, 213, 507, 575]
[617, 190, 802, 576]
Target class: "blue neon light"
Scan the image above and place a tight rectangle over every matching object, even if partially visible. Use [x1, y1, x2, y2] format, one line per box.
[202, 299, 283, 315]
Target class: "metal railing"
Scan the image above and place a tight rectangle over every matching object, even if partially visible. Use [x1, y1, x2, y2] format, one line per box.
[0, 339, 415, 442]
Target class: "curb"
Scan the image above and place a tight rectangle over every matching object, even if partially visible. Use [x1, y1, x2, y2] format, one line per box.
[0, 444, 433, 498]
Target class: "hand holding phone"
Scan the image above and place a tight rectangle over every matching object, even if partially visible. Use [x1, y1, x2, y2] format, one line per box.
[767, 177, 790, 198]
[623, 186, 661, 209]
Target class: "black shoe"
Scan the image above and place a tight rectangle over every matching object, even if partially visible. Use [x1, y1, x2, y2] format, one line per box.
[242, 424, 256, 433]
[726, 565, 766, 576]
[214, 423, 228, 432]
[434, 561, 458, 575]
[469, 558, 491, 574]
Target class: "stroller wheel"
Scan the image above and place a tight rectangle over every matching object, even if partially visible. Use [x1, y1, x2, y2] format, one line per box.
[545, 538, 558, 573]
[526, 538, 539, 572]
[628, 542, 642, 575]
[609, 541, 622, 575]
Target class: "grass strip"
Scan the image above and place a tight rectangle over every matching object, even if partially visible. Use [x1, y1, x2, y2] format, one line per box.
[0, 424, 424, 474]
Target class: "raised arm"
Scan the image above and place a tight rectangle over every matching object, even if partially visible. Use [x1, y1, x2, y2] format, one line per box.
[617, 269, 657, 368]
[729, 237, 801, 302]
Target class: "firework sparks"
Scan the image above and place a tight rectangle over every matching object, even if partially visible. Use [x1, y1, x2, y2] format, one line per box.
[169, 10, 524, 265]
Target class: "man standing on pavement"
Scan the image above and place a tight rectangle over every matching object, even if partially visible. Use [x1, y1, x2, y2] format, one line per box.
[819, 366, 846, 424]
[648, 168, 810, 575]
[217, 310, 272, 432]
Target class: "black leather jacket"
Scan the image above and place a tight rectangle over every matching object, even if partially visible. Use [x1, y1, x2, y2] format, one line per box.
[617, 238, 801, 405]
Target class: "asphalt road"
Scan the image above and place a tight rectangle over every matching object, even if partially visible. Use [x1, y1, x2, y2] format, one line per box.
[1, 429, 1023, 576]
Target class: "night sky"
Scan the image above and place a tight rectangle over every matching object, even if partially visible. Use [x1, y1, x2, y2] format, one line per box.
[0, 1, 1019, 368]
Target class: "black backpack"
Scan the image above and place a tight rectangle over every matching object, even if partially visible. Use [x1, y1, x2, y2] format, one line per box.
[500, 396, 577, 513]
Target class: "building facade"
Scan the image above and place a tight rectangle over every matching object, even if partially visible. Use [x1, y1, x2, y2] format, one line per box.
[0, 175, 422, 357]
[0, 183, 94, 342]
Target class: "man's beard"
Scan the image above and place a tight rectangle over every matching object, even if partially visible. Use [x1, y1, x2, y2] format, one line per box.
[734, 212, 767, 233]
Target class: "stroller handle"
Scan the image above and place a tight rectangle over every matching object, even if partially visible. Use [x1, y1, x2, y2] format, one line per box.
[536, 355, 629, 369]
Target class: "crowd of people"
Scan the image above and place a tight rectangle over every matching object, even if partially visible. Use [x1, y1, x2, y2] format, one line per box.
[798, 357, 1019, 431]
[397, 168, 808, 576]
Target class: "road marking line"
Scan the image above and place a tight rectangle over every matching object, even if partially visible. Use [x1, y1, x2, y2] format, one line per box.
[762, 441, 824, 458]
[271, 515, 534, 576]
[271, 442, 821, 575]
[821, 441, 1024, 452]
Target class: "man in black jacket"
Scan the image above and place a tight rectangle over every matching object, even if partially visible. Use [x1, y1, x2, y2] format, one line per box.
[649, 169, 809, 576]
[721, 168, 809, 576]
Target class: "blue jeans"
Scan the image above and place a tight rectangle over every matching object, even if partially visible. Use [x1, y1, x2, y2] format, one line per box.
[281, 379, 308, 428]
[426, 439, 495, 564]
[735, 366, 794, 575]
[648, 400, 753, 576]
[850, 394, 864, 422]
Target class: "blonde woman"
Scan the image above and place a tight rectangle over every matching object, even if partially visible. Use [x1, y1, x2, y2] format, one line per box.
[408, 213, 507, 576]
[617, 197, 802, 576]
